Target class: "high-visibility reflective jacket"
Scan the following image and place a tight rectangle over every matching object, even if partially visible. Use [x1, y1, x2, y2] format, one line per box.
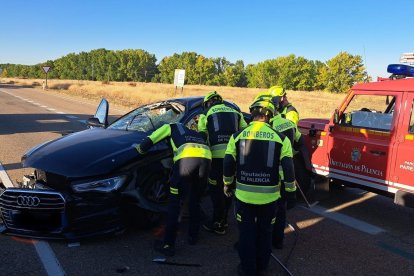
[280, 103, 299, 125]
[198, 103, 247, 159]
[138, 123, 211, 162]
[271, 114, 300, 146]
[223, 121, 295, 205]
[272, 113, 312, 172]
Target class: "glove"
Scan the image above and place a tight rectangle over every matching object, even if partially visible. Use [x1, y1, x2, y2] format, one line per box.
[285, 191, 296, 210]
[223, 183, 235, 197]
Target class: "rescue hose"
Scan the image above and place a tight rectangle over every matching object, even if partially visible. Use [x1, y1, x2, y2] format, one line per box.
[283, 222, 299, 266]
[270, 253, 293, 276]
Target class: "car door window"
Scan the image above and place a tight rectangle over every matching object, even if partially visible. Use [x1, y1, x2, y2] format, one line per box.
[409, 100, 414, 134]
[108, 101, 185, 131]
[339, 95, 395, 131]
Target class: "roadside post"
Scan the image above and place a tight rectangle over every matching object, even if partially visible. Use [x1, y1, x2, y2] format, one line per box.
[0, 68, 2, 83]
[42, 66, 51, 90]
[174, 69, 185, 94]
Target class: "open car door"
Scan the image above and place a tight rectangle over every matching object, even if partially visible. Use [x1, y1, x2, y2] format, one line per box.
[87, 99, 109, 128]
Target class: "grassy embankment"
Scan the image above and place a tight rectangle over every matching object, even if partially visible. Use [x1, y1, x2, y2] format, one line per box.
[2, 78, 345, 118]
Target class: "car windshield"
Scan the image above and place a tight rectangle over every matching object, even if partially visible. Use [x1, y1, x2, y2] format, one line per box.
[108, 101, 185, 132]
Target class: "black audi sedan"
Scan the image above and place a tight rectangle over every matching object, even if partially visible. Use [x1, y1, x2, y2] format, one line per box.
[0, 96, 243, 239]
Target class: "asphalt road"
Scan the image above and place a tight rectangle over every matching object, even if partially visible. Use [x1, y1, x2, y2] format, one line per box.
[1, 83, 414, 276]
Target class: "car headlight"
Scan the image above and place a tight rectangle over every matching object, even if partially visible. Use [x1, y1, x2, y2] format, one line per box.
[72, 175, 127, 193]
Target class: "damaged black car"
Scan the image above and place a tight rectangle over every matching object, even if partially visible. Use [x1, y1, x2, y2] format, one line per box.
[0, 97, 243, 239]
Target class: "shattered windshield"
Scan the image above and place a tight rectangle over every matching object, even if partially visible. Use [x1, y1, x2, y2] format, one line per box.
[108, 101, 185, 132]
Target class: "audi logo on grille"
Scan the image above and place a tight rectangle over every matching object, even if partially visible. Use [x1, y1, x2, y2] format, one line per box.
[16, 195, 41, 207]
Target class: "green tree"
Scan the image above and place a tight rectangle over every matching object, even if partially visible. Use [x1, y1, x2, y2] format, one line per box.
[319, 51, 369, 93]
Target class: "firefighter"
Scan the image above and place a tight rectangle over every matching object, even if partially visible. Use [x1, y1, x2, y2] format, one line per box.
[198, 91, 248, 235]
[256, 85, 300, 125]
[256, 94, 311, 249]
[135, 122, 211, 256]
[223, 99, 296, 276]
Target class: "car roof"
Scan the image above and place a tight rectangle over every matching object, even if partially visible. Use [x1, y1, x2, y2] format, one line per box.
[353, 78, 414, 92]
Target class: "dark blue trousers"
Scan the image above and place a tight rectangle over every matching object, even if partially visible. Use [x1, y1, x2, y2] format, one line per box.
[163, 158, 210, 245]
[236, 199, 277, 276]
[273, 197, 287, 245]
[209, 158, 232, 223]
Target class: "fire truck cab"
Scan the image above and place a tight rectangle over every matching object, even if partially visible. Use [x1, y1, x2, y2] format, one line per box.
[299, 64, 414, 208]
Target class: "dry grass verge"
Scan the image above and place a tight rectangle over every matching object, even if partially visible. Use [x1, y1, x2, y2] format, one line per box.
[2, 77, 345, 119]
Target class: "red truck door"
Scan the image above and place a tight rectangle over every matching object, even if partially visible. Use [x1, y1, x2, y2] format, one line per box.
[327, 93, 399, 192]
[389, 92, 414, 196]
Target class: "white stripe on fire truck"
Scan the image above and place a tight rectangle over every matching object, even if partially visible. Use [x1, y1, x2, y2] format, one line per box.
[315, 164, 414, 192]
[313, 164, 400, 193]
[314, 164, 388, 185]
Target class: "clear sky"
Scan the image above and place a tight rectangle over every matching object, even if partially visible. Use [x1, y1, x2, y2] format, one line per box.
[1, 0, 412, 79]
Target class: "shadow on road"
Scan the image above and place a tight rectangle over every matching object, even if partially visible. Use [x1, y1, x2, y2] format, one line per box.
[0, 113, 120, 135]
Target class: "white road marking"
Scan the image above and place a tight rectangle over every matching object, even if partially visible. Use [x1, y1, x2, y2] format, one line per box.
[0, 163, 66, 275]
[34, 241, 66, 276]
[0, 162, 14, 188]
[65, 115, 78, 119]
[56, 111, 65, 114]
[41, 105, 48, 108]
[47, 108, 56, 111]
[302, 205, 385, 235]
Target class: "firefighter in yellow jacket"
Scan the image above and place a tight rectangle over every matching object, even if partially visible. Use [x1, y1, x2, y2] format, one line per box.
[136, 122, 211, 256]
[255, 85, 299, 125]
[198, 91, 247, 235]
[223, 100, 296, 275]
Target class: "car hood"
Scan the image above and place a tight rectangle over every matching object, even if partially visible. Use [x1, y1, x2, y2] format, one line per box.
[22, 128, 152, 178]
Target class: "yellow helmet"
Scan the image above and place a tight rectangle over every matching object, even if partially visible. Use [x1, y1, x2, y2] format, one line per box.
[268, 85, 286, 97]
[249, 99, 275, 117]
[253, 89, 282, 110]
[253, 91, 273, 102]
[203, 91, 223, 108]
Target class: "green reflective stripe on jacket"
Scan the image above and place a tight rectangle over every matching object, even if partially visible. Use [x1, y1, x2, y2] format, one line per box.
[271, 217, 276, 224]
[236, 182, 279, 193]
[173, 143, 211, 162]
[170, 187, 178, 195]
[208, 178, 217, 185]
[285, 181, 296, 192]
[211, 143, 227, 158]
[223, 175, 234, 185]
[236, 213, 242, 222]
[235, 181, 281, 204]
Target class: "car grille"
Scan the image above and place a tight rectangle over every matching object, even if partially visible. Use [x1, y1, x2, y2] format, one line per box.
[0, 189, 65, 233]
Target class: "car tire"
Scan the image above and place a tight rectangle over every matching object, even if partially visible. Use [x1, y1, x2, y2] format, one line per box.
[141, 172, 169, 206]
[136, 172, 169, 228]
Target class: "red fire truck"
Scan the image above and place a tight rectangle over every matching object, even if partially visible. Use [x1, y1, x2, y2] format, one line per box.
[299, 64, 414, 208]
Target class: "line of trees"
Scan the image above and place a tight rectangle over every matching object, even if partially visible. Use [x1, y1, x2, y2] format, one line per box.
[0, 49, 370, 93]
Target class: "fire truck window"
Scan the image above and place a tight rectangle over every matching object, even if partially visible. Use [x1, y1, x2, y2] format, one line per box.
[339, 95, 395, 131]
[409, 100, 414, 134]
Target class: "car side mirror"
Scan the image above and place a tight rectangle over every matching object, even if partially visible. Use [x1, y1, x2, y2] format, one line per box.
[333, 109, 340, 124]
[87, 117, 105, 128]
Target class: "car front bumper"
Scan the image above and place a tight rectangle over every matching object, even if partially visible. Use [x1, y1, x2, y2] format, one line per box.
[0, 188, 125, 240]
